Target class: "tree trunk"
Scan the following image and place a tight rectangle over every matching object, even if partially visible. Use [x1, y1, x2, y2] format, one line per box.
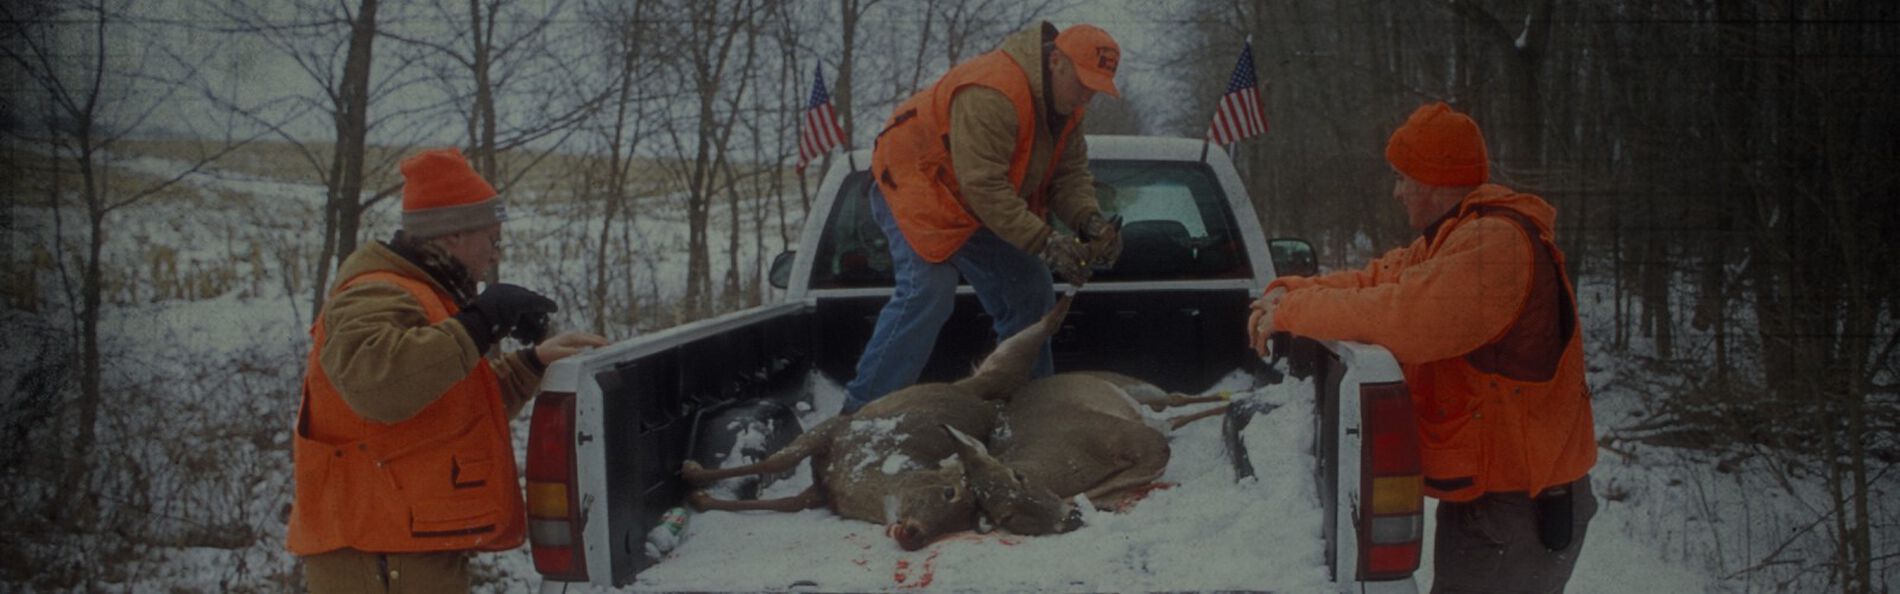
[310, 0, 380, 320]
[591, 162, 618, 335]
[59, 192, 105, 529]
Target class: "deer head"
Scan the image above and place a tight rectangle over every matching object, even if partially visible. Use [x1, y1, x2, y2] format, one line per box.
[881, 459, 979, 551]
[942, 424, 1084, 536]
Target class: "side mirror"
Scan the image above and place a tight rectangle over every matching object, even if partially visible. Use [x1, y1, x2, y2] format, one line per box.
[1267, 238, 1318, 278]
[768, 251, 796, 290]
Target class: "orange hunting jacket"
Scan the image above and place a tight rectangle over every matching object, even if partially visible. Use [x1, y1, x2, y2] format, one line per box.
[871, 22, 1098, 262]
[288, 246, 530, 555]
[1270, 186, 1596, 501]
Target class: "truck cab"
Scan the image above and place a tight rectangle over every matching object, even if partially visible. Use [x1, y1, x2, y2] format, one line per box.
[528, 136, 1422, 592]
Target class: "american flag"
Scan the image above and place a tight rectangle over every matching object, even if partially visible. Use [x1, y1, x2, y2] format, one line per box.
[1206, 39, 1269, 146]
[796, 65, 848, 174]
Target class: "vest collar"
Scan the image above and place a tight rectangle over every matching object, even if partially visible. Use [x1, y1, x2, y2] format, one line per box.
[381, 232, 477, 305]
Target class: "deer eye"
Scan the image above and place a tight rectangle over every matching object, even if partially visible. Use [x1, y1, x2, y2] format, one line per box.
[941, 486, 957, 501]
[1012, 470, 1028, 484]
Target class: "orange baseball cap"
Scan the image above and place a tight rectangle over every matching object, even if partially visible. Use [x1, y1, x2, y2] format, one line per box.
[1055, 24, 1121, 98]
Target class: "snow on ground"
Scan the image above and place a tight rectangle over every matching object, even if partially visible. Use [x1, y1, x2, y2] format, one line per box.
[615, 369, 1725, 593]
[18, 152, 1881, 592]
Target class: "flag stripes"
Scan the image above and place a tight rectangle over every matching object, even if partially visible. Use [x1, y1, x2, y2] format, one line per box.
[1206, 40, 1269, 146]
[797, 66, 847, 173]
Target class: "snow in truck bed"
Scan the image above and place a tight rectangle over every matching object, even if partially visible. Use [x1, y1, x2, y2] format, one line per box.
[632, 371, 1330, 592]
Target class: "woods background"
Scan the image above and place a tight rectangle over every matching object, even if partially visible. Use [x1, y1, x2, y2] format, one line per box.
[1, 0, 1895, 591]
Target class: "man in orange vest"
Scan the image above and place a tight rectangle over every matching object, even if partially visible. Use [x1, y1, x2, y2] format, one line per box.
[1248, 103, 1598, 592]
[288, 148, 607, 593]
[843, 22, 1125, 413]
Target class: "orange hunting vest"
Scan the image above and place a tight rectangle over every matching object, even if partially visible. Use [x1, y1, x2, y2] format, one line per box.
[1411, 206, 1597, 502]
[287, 271, 525, 555]
[871, 49, 1084, 262]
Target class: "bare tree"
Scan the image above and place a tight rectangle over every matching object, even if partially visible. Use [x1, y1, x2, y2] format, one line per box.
[0, 0, 256, 527]
[579, 0, 660, 336]
[831, 0, 881, 145]
[655, 0, 762, 320]
[211, 0, 428, 320]
[383, 0, 605, 192]
[379, 0, 615, 287]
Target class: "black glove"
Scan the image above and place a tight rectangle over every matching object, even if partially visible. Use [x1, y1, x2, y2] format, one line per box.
[452, 283, 557, 352]
[1039, 230, 1092, 286]
[511, 310, 552, 345]
[1534, 483, 1576, 551]
[1076, 212, 1123, 268]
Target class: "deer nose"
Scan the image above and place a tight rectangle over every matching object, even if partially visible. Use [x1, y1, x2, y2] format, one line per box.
[887, 520, 928, 551]
[1058, 507, 1087, 533]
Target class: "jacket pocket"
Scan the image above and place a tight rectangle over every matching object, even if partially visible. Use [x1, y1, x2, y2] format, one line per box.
[1418, 399, 1486, 502]
[410, 497, 505, 539]
[364, 414, 485, 493]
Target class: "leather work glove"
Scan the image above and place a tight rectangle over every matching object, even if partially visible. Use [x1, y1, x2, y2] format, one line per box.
[453, 283, 558, 352]
[1247, 286, 1288, 358]
[1040, 230, 1093, 286]
[1076, 212, 1123, 269]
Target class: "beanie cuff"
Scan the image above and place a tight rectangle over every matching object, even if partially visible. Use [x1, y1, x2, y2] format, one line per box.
[1386, 142, 1488, 187]
[403, 196, 508, 238]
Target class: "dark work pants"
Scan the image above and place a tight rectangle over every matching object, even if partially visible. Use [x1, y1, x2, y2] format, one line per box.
[1431, 476, 1597, 594]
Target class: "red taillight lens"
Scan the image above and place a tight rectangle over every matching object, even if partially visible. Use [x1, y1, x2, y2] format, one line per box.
[1359, 381, 1422, 581]
[527, 391, 587, 581]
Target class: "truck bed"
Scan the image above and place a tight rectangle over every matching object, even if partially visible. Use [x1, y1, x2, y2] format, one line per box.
[533, 136, 1420, 592]
[583, 288, 1264, 584]
[632, 371, 1328, 591]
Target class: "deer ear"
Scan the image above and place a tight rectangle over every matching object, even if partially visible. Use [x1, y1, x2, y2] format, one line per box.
[940, 424, 990, 455]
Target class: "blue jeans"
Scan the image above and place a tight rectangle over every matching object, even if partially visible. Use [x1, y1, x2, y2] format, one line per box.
[842, 185, 1055, 413]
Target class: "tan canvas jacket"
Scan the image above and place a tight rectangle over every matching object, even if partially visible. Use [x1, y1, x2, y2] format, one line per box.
[317, 242, 541, 424]
[947, 22, 1102, 254]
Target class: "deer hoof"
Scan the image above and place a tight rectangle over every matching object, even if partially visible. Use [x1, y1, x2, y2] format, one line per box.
[680, 460, 709, 484]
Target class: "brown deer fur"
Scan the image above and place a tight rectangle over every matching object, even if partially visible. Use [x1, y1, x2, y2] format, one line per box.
[680, 293, 1073, 551]
[949, 371, 1229, 536]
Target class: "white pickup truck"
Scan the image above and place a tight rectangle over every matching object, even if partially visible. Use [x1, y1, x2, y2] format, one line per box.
[526, 136, 1423, 592]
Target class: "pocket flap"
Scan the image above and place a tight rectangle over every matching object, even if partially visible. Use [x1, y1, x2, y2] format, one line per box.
[411, 498, 503, 537]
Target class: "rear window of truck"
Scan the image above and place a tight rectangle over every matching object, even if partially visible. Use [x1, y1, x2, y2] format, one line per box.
[810, 160, 1252, 289]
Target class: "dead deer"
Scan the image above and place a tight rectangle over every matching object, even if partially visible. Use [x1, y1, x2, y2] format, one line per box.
[680, 293, 1074, 551]
[946, 370, 1229, 536]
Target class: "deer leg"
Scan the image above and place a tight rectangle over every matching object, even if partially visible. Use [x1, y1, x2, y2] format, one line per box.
[681, 416, 846, 485]
[1120, 388, 1230, 412]
[1080, 459, 1169, 510]
[1165, 403, 1231, 431]
[1080, 428, 1170, 508]
[688, 483, 827, 513]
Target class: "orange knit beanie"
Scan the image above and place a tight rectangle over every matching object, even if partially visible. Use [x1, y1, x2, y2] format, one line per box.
[1384, 102, 1488, 187]
[400, 148, 505, 238]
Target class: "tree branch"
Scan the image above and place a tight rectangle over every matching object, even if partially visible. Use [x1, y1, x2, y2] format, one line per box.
[1434, 0, 1517, 52]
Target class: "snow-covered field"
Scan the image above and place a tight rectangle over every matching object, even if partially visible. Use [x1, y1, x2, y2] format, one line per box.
[4, 153, 1893, 592]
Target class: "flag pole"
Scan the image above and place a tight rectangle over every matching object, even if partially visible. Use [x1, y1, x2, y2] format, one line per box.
[1231, 36, 1246, 167]
[1230, 35, 1252, 167]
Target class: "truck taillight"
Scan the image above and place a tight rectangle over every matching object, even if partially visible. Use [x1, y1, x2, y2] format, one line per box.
[527, 390, 587, 581]
[1358, 381, 1422, 581]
